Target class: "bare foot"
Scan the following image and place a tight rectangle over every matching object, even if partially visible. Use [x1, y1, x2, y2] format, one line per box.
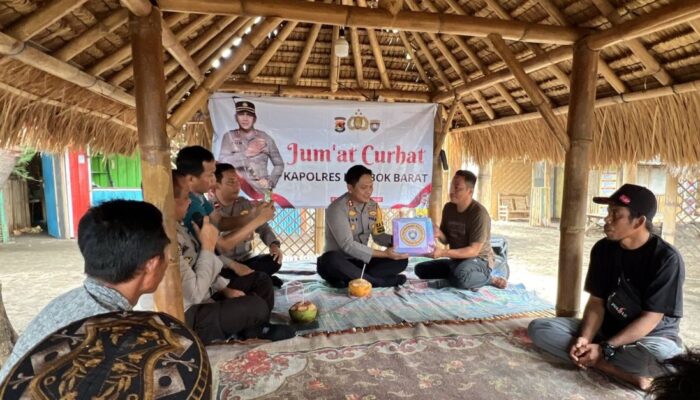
[637, 376, 653, 391]
[490, 277, 507, 289]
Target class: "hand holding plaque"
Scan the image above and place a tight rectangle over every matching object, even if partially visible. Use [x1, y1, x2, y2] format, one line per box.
[392, 218, 435, 255]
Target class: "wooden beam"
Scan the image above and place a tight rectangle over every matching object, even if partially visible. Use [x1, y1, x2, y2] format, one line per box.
[0, 31, 134, 107]
[130, 8, 184, 320]
[162, 24, 205, 85]
[452, 78, 700, 133]
[557, 40, 599, 317]
[122, 0, 204, 85]
[409, 32, 452, 89]
[290, 24, 322, 85]
[586, 0, 700, 50]
[433, 46, 574, 103]
[170, 18, 282, 128]
[88, 13, 187, 77]
[456, 101, 474, 125]
[475, 0, 570, 90]
[330, 25, 340, 92]
[356, 0, 391, 89]
[53, 9, 129, 61]
[220, 81, 431, 101]
[380, 0, 404, 16]
[398, 31, 435, 91]
[5, 0, 88, 42]
[349, 27, 364, 88]
[661, 172, 678, 245]
[488, 34, 568, 149]
[421, 0, 519, 115]
[590, 0, 673, 86]
[404, 0, 492, 118]
[536, 0, 627, 94]
[429, 104, 447, 224]
[158, 0, 584, 45]
[248, 21, 298, 81]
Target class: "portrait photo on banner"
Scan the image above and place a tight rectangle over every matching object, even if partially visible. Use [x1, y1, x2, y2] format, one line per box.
[208, 94, 436, 208]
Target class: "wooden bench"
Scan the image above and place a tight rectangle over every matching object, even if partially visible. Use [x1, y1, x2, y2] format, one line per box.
[497, 193, 530, 221]
[586, 213, 606, 233]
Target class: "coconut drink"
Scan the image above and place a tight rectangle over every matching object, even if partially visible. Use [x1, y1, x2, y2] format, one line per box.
[289, 300, 318, 324]
[348, 278, 372, 298]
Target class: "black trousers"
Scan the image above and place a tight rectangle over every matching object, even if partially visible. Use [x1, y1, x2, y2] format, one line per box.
[187, 271, 274, 344]
[220, 254, 281, 279]
[316, 250, 408, 288]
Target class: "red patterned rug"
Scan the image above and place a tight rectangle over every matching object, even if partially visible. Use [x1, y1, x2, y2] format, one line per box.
[212, 322, 643, 399]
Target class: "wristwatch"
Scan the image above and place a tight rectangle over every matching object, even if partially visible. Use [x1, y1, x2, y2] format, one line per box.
[601, 342, 617, 361]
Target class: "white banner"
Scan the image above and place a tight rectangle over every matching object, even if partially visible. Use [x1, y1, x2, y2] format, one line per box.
[209, 94, 436, 208]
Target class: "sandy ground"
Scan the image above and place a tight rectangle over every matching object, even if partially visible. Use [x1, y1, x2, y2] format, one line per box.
[1, 222, 698, 346]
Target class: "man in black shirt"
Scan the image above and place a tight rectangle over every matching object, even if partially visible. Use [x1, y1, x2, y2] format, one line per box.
[529, 184, 684, 390]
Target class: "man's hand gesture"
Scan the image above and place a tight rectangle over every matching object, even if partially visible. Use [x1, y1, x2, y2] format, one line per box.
[192, 216, 219, 252]
[270, 243, 283, 264]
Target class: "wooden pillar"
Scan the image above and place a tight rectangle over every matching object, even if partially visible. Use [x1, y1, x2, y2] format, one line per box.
[622, 163, 637, 184]
[556, 41, 600, 317]
[662, 172, 678, 245]
[130, 8, 184, 321]
[429, 105, 449, 224]
[477, 160, 493, 212]
[314, 209, 325, 254]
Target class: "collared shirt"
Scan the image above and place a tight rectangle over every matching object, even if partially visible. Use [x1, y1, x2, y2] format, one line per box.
[218, 128, 284, 189]
[210, 193, 279, 261]
[324, 192, 392, 263]
[0, 278, 132, 383]
[177, 223, 228, 311]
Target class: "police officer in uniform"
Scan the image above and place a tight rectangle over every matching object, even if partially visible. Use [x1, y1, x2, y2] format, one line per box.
[218, 101, 284, 191]
[317, 165, 409, 287]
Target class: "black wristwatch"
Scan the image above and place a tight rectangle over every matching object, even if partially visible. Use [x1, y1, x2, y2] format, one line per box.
[601, 342, 617, 361]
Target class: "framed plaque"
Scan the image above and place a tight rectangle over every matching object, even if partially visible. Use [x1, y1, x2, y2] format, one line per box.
[392, 217, 435, 255]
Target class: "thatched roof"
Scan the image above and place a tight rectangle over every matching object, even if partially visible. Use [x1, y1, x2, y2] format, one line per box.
[0, 0, 699, 165]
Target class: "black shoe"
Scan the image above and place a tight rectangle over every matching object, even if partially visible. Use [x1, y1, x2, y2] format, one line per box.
[259, 324, 295, 341]
[271, 275, 284, 288]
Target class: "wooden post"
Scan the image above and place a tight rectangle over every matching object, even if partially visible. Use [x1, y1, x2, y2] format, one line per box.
[0, 284, 18, 366]
[130, 7, 184, 321]
[477, 160, 493, 214]
[662, 172, 678, 245]
[556, 40, 599, 317]
[429, 104, 451, 224]
[315, 209, 325, 254]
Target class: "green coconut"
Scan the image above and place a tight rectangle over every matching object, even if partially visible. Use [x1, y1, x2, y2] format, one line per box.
[289, 300, 318, 324]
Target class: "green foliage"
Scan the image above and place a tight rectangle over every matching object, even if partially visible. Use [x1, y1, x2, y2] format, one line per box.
[11, 148, 38, 182]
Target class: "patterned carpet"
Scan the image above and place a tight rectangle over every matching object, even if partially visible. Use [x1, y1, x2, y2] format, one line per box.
[208, 319, 644, 400]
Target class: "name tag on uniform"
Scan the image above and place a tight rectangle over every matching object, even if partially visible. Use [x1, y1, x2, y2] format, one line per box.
[392, 218, 435, 255]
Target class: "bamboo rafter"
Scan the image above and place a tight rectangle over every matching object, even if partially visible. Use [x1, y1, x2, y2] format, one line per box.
[158, 0, 584, 44]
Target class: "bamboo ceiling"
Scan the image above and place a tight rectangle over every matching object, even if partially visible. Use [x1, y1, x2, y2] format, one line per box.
[0, 0, 698, 165]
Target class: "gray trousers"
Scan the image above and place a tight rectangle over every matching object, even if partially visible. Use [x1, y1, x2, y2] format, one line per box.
[528, 317, 682, 377]
[415, 257, 492, 290]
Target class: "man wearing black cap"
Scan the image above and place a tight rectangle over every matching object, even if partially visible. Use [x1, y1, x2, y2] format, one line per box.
[218, 100, 284, 192]
[528, 184, 685, 390]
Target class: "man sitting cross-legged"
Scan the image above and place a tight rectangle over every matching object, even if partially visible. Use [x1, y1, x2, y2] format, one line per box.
[529, 184, 685, 390]
[209, 163, 284, 287]
[415, 170, 507, 290]
[0, 200, 170, 383]
[172, 171, 293, 344]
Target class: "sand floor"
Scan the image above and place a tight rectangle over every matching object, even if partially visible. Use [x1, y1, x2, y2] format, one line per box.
[1, 221, 698, 346]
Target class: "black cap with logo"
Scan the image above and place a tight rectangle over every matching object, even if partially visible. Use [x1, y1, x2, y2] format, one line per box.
[593, 183, 657, 221]
[235, 100, 256, 116]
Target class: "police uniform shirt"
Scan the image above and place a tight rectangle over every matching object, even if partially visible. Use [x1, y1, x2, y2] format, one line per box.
[210, 193, 280, 261]
[324, 192, 392, 264]
[218, 128, 284, 188]
[177, 223, 229, 310]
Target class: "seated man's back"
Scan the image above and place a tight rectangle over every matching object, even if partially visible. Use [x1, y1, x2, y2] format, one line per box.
[0, 200, 170, 382]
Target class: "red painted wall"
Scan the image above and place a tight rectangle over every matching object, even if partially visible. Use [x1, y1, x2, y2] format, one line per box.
[68, 150, 91, 238]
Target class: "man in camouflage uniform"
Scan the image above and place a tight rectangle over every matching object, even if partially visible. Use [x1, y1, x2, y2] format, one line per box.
[218, 101, 284, 192]
[317, 165, 408, 288]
